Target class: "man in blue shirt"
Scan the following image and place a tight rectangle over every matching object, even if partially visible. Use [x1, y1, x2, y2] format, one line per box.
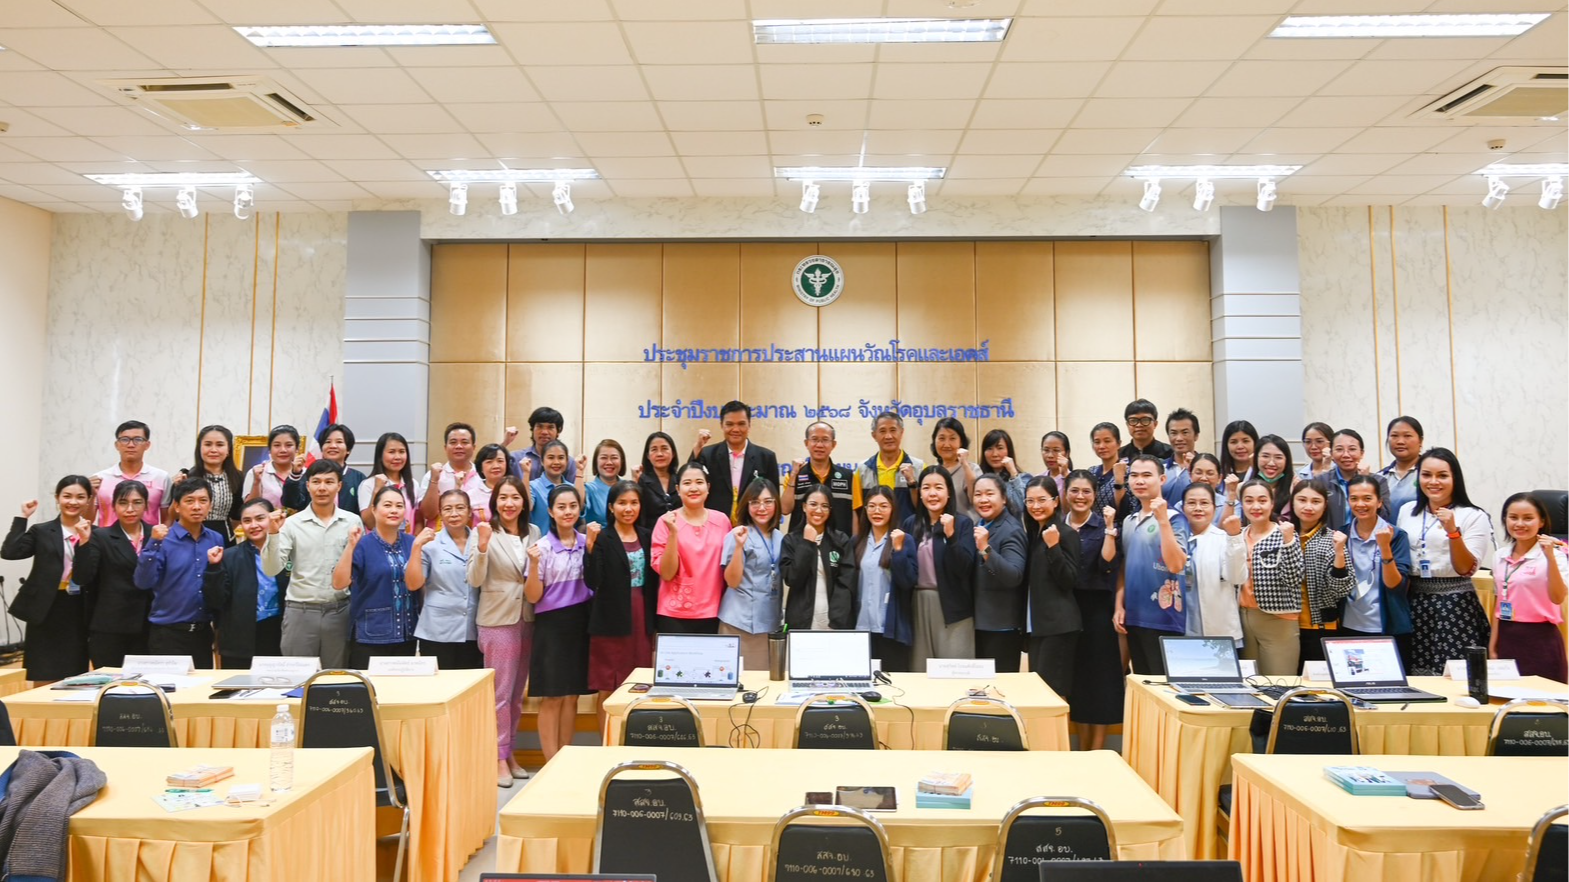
[1161, 407, 1200, 509]
[1114, 455, 1191, 676]
[505, 406, 579, 484]
[134, 477, 224, 668]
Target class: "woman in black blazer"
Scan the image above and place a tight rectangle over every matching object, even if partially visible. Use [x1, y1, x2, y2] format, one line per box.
[779, 486, 858, 631]
[892, 465, 978, 672]
[585, 481, 660, 725]
[635, 432, 680, 532]
[2, 476, 94, 683]
[203, 499, 290, 669]
[73, 479, 153, 668]
[1021, 476, 1083, 699]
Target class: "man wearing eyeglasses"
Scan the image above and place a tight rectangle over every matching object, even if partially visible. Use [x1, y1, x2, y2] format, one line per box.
[1118, 399, 1174, 462]
[90, 420, 171, 528]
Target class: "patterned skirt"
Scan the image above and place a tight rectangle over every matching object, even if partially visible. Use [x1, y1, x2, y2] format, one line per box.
[1407, 577, 1491, 675]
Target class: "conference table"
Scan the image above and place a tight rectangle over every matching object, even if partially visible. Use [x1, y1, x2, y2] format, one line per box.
[601, 669, 1071, 750]
[0, 744, 375, 882]
[1122, 673, 1569, 860]
[496, 745, 1186, 881]
[0, 667, 26, 696]
[1, 669, 493, 882]
[1228, 753, 1569, 882]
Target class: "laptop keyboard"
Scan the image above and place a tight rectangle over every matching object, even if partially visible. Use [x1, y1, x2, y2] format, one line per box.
[790, 680, 873, 692]
[648, 687, 737, 701]
[1348, 686, 1424, 695]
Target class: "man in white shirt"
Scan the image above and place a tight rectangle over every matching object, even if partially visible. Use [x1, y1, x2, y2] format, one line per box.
[261, 460, 360, 668]
[418, 421, 485, 522]
[90, 420, 171, 527]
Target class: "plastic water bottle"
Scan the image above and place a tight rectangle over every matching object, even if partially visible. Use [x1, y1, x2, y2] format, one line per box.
[269, 704, 295, 793]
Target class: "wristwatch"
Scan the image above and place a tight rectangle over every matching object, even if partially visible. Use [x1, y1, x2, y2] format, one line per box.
[1113, 483, 1125, 490]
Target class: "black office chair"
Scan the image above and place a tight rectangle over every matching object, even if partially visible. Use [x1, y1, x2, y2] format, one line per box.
[1524, 804, 1568, 882]
[992, 796, 1116, 881]
[1529, 490, 1568, 540]
[793, 693, 877, 750]
[945, 696, 1029, 751]
[768, 805, 891, 882]
[90, 678, 177, 747]
[622, 694, 705, 747]
[593, 759, 718, 882]
[0, 699, 17, 747]
[1488, 699, 1568, 757]
[1035, 861, 1244, 881]
[299, 670, 409, 882]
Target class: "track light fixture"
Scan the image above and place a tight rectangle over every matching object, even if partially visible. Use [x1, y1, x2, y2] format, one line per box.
[552, 181, 574, 215]
[121, 186, 142, 222]
[1193, 179, 1215, 212]
[498, 182, 518, 216]
[448, 182, 468, 216]
[1138, 179, 1161, 212]
[799, 180, 820, 213]
[1482, 176, 1508, 209]
[907, 181, 927, 214]
[233, 183, 255, 220]
[851, 180, 870, 214]
[176, 186, 199, 219]
[1256, 178, 1277, 212]
[1539, 177, 1563, 210]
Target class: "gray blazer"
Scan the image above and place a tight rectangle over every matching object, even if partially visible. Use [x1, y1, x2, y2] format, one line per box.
[972, 513, 1028, 632]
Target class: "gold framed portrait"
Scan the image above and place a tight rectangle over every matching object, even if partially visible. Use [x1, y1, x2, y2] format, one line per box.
[232, 435, 271, 472]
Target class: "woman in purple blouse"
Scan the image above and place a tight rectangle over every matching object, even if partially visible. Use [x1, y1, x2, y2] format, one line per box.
[524, 483, 593, 763]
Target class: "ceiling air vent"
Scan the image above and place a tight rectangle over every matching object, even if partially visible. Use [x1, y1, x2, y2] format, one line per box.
[1414, 66, 1567, 121]
[97, 76, 333, 132]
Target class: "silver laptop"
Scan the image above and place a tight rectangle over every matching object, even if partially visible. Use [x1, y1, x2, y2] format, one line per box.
[787, 630, 873, 692]
[1160, 636, 1268, 707]
[210, 673, 308, 691]
[1322, 636, 1444, 703]
[648, 633, 742, 701]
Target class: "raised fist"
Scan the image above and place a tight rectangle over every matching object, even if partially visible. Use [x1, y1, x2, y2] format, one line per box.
[20, 499, 38, 518]
[71, 521, 92, 545]
[899, 463, 916, 484]
[586, 522, 601, 540]
[1224, 474, 1240, 493]
[476, 521, 493, 552]
[267, 510, 286, 534]
[731, 525, 749, 546]
[1044, 524, 1060, 548]
[414, 527, 437, 546]
[1151, 497, 1168, 521]
[973, 524, 989, 552]
[1001, 456, 1017, 476]
[890, 529, 906, 552]
[697, 429, 712, 446]
[1435, 507, 1457, 533]
[347, 525, 364, 544]
[1279, 522, 1296, 543]
[89, 476, 103, 493]
[1221, 513, 1242, 536]
[957, 448, 970, 467]
[207, 545, 225, 565]
[576, 454, 589, 475]
[1101, 505, 1116, 524]
[939, 512, 955, 538]
[1113, 459, 1128, 482]
[526, 541, 543, 562]
[1374, 524, 1394, 547]
[631, 465, 643, 482]
[151, 523, 169, 541]
[503, 426, 519, 446]
[1332, 530, 1348, 550]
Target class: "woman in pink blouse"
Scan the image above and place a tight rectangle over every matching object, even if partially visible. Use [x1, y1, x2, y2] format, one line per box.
[650, 462, 731, 634]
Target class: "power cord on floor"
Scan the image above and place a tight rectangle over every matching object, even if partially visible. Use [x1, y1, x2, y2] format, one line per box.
[726, 685, 768, 748]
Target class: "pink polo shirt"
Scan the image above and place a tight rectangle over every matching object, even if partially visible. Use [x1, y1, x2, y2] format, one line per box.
[650, 509, 730, 620]
[1495, 542, 1569, 624]
[93, 464, 171, 527]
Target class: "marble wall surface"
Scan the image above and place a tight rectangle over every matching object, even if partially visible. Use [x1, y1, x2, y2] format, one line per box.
[1299, 205, 1569, 517]
[40, 211, 347, 503]
[0, 196, 53, 615]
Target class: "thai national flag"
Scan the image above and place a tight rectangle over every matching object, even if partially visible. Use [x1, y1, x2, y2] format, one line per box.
[306, 383, 338, 464]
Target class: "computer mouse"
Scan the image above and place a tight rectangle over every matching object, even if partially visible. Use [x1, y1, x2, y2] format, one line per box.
[742, 691, 760, 704]
[860, 691, 882, 703]
[1454, 696, 1482, 708]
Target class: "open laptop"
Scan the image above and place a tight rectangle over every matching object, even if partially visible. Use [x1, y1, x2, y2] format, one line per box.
[210, 673, 309, 691]
[1321, 636, 1445, 703]
[1160, 636, 1268, 708]
[648, 633, 742, 701]
[787, 630, 873, 692]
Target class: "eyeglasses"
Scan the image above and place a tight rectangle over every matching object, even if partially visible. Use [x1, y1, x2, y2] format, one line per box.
[748, 498, 776, 508]
[1127, 417, 1156, 427]
[116, 436, 148, 446]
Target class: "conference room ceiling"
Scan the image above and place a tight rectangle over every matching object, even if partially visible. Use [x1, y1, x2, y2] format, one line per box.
[0, 0, 1562, 213]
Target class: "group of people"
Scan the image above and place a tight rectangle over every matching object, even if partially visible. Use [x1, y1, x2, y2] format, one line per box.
[5, 400, 1564, 780]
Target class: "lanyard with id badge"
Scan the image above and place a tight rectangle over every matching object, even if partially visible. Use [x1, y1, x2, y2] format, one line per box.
[1417, 510, 1443, 578]
[1496, 555, 1529, 621]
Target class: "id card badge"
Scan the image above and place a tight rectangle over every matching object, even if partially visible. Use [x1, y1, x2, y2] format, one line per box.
[66, 581, 81, 596]
[1499, 602, 1513, 620]
[1418, 555, 1432, 578]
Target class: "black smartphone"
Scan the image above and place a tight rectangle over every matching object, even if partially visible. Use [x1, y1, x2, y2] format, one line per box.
[1431, 784, 1484, 810]
[1175, 693, 1211, 707]
[628, 683, 652, 693]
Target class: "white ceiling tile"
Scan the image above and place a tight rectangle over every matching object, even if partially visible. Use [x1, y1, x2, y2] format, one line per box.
[747, 0, 881, 17]
[554, 100, 666, 131]
[593, 156, 687, 178]
[340, 104, 462, 135]
[447, 102, 562, 133]
[377, 133, 489, 160]
[257, 48, 398, 69]
[2, 0, 97, 27]
[1362, 37, 1512, 62]
[1273, 95, 1409, 128]
[878, 41, 1004, 64]
[670, 131, 769, 155]
[109, 25, 274, 68]
[868, 99, 975, 130]
[474, 132, 583, 157]
[1203, 59, 1354, 97]
[621, 22, 754, 65]
[277, 182, 374, 202]
[527, 66, 649, 102]
[185, 134, 310, 159]
[294, 68, 432, 105]
[1383, 153, 1506, 176]
[1348, 175, 1456, 195]
[5, 136, 127, 161]
[30, 105, 171, 136]
[1332, 127, 1459, 154]
[947, 154, 1042, 178]
[1172, 96, 1291, 128]
[757, 64, 873, 101]
[139, 159, 243, 173]
[1001, 18, 1143, 62]
[969, 99, 1083, 129]
[1121, 16, 1278, 62]
[1034, 154, 1134, 176]
[761, 99, 867, 131]
[233, 159, 346, 182]
[1020, 176, 1114, 196]
[1074, 97, 1192, 128]
[1094, 61, 1228, 98]
[754, 44, 876, 65]
[356, 180, 448, 199]
[1243, 34, 1378, 61]
[684, 155, 772, 178]
[1050, 127, 1160, 153]
[0, 72, 113, 106]
[320, 159, 427, 181]
[873, 63, 992, 101]
[934, 179, 1027, 195]
[1156, 0, 1295, 13]
[382, 45, 519, 68]
[690, 178, 777, 197]
[862, 130, 964, 155]
[660, 100, 765, 131]
[1299, 154, 1405, 175]
[956, 129, 1060, 154]
[1020, 0, 1159, 13]
[1434, 125, 1562, 154]
[285, 134, 402, 160]
[1240, 127, 1359, 154]
[470, 0, 615, 20]
[644, 65, 758, 101]
[1321, 59, 1482, 98]
[194, 0, 368, 24]
[610, 0, 749, 20]
[0, 50, 47, 71]
[766, 130, 866, 155]
[1145, 128, 1260, 154]
[1490, 12, 1567, 60]
[91, 135, 218, 161]
[573, 131, 675, 157]
[491, 23, 633, 65]
[0, 162, 103, 185]
[0, 108, 71, 137]
[330, 0, 488, 23]
[29, 183, 122, 200]
[0, 142, 49, 163]
[984, 62, 1110, 99]
[0, 28, 159, 70]
[407, 67, 541, 104]
[608, 179, 694, 197]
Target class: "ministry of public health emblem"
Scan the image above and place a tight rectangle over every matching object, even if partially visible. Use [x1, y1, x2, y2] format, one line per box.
[792, 255, 845, 307]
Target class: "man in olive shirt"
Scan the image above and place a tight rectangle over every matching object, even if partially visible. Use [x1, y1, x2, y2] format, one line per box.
[261, 460, 360, 668]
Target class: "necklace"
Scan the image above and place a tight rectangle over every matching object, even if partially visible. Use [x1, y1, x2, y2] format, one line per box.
[1068, 511, 1091, 529]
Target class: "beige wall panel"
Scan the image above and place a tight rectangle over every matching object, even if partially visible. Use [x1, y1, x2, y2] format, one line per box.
[1056, 361, 1135, 456]
[1134, 362, 1215, 454]
[1055, 241, 1134, 362]
[818, 242, 897, 351]
[898, 362, 980, 450]
[430, 244, 507, 363]
[740, 243, 818, 350]
[819, 362, 897, 465]
[1132, 241, 1211, 362]
[660, 363, 740, 454]
[663, 243, 739, 349]
[507, 243, 585, 363]
[505, 363, 585, 455]
[896, 242, 976, 350]
[582, 362, 661, 464]
[741, 362, 817, 472]
[977, 361, 1057, 458]
[584, 243, 663, 363]
[427, 363, 505, 460]
[976, 241, 1055, 362]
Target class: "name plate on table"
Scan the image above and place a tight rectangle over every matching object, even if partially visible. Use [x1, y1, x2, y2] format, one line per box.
[251, 656, 320, 679]
[367, 656, 438, 676]
[122, 655, 195, 676]
[1301, 661, 1330, 681]
[1444, 659, 1521, 681]
[927, 658, 996, 679]
[1239, 660, 1258, 677]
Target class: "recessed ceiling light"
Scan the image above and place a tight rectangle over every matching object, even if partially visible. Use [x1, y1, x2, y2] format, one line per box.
[1125, 164, 1301, 179]
[775, 166, 946, 182]
[85, 172, 262, 187]
[233, 24, 496, 48]
[753, 18, 1011, 45]
[425, 168, 600, 183]
[1476, 162, 1569, 177]
[1270, 14, 1548, 38]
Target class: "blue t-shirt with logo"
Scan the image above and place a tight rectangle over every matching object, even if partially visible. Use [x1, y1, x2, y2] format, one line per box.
[1122, 508, 1190, 634]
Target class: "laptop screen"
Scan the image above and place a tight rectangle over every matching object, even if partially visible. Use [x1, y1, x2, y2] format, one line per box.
[1161, 637, 1243, 682]
[1323, 637, 1406, 685]
[787, 630, 872, 680]
[652, 634, 740, 687]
